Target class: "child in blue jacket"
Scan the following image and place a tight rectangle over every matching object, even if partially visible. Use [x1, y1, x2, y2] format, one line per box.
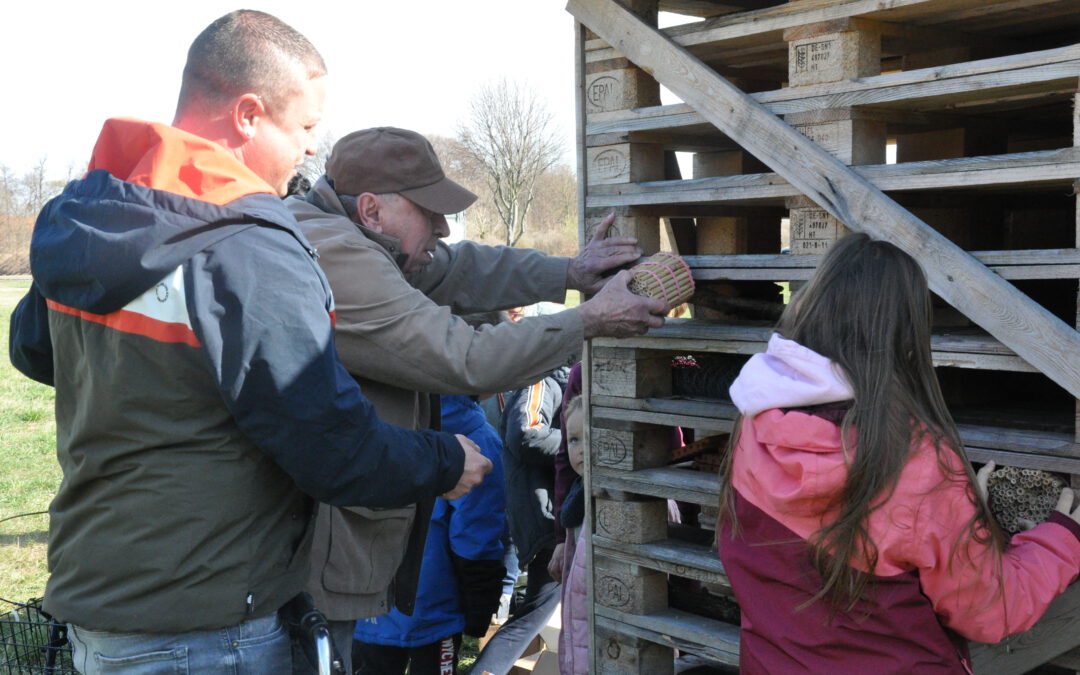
[353, 394, 507, 674]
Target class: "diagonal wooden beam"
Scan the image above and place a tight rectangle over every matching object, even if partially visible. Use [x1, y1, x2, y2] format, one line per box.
[970, 582, 1080, 674]
[566, 0, 1080, 399]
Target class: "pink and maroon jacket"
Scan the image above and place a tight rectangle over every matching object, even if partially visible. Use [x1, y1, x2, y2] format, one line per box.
[719, 335, 1080, 674]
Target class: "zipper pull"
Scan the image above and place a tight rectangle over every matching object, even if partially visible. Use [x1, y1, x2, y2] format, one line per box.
[246, 592, 255, 615]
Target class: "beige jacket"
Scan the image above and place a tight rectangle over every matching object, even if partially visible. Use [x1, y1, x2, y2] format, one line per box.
[286, 178, 583, 619]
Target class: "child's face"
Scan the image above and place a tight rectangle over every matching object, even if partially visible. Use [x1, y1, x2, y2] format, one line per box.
[566, 408, 585, 476]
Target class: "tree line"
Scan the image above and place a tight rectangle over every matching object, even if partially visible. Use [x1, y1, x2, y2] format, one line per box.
[1, 79, 578, 275]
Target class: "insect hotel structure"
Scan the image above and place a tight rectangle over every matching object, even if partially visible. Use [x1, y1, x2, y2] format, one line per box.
[567, 0, 1080, 672]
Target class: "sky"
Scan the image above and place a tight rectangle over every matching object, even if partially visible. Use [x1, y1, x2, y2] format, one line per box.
[0, 2, 581, 178]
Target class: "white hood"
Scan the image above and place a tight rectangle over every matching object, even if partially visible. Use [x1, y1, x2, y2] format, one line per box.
[729, 334, 854, 417]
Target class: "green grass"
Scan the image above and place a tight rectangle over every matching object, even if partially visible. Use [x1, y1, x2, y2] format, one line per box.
[0, 279, 57, 605]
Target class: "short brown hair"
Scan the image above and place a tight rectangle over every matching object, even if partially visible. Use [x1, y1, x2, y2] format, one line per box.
[176, 10, 326, 115]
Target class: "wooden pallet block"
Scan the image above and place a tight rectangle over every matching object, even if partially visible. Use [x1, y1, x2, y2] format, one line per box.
[594, 555, 669, 616]
[594, 496, 669, 543]
[591, 347, 673, 399]
[595, 624, 675, 675]
[591, 419, 672, 471]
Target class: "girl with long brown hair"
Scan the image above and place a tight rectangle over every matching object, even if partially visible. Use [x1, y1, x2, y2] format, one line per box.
[717, 233, 1080, 674]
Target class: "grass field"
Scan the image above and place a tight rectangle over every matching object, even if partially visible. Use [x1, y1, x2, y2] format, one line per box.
[0, 279, 56, 605]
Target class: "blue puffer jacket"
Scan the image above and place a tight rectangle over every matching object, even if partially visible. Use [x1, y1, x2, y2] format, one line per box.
[354, 395, 506, 646]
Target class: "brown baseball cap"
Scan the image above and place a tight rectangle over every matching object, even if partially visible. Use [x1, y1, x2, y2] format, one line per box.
[326, 127, 477, 215]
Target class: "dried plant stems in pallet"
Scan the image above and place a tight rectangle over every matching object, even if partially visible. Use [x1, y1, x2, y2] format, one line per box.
[628, 252, 695, 309]
[987, 466, 1065, 536]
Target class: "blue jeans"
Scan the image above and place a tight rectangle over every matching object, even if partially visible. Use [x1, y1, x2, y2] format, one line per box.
[67, 614, 290, 674]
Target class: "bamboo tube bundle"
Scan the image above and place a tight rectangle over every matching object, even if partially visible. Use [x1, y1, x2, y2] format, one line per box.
[987, 466, 1065, 535]
[627, 252, 695, 308]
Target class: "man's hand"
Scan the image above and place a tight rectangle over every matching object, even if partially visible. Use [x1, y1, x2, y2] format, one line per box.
[578, 270, 667, 339]
[442, 434, 492, 500]
[566, 212, 642, 295]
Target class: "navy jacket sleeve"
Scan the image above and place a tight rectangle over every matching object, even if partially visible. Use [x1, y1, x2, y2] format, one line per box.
[186, 225, 464, 508]
[9, 282, 55, 386]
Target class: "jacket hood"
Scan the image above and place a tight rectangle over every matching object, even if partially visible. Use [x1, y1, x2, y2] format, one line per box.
[440, 395, 489, 438]
[730, 335, 856, 517]
[31, 118, 299, 314]
[729, 334, 854, 417]
[740, 408, 856, 517]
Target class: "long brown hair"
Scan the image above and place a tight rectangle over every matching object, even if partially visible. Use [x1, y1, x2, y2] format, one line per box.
[718, 233, 1005, 611]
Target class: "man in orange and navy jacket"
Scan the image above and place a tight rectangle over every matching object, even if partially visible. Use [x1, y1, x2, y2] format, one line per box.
[7, 10, 487, 673]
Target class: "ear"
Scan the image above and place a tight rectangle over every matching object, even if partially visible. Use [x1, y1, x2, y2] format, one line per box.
[232, 93, 265, 141]
[356, 193, 383, 233]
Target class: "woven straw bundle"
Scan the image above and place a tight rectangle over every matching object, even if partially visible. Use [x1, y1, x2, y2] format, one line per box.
[987, 466, 1065, 536]
[627, 252, 695, 308]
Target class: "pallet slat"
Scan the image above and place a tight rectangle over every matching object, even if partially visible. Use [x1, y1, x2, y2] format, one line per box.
[586, 149, 1080, 207]
[586, 44, 1080, 135]
[595, 606, 741, 665]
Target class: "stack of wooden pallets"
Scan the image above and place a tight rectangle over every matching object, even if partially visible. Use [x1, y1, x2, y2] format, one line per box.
[567, 0, 1080, 672]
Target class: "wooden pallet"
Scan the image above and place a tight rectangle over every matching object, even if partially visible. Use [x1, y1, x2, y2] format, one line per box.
[570, 1, 1080, 673]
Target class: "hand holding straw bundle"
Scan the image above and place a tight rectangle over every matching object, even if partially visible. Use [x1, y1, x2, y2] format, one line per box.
[627, 252, 695, 309]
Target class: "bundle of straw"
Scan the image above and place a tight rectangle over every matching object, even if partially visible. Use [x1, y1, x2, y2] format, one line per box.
[627, 252, 695, 308]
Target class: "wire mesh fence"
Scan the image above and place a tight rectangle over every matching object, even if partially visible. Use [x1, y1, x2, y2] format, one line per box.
[0, 598, 74, 674]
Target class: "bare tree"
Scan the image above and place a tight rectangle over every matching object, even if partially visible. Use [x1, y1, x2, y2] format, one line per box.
[457, 79, 562, 247]
[0, 158, 73, 274]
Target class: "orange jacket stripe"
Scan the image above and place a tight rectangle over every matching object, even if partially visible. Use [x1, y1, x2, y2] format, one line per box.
[46, 299, 202, 348]
[525, 381, 545, 428]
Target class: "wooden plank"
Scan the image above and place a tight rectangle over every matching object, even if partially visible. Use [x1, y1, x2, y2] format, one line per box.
[686, 249, 1080, 268]
[592, 319, 1040, 370]
[593, 464, 721, 506]
[594, 534, 731, 587]
[957, 424, 1080, 459]
[586, 148, 1080, 207]
[964, 447, 1080, 475]
[585, 45, 1080, 135]
[585, 0, 1073, 60]
[1050, 646, 1080, 670]
[593, 394, 1080, 462]
[595, 606, 741, 666]
[566, 0, 1080, 399]
[971, 583, 1080, 675]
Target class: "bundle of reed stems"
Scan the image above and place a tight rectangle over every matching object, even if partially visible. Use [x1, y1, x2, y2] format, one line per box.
[627, 251, 695, 308]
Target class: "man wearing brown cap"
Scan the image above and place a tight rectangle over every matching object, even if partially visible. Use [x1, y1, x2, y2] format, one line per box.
[285, 126, 667, 667]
